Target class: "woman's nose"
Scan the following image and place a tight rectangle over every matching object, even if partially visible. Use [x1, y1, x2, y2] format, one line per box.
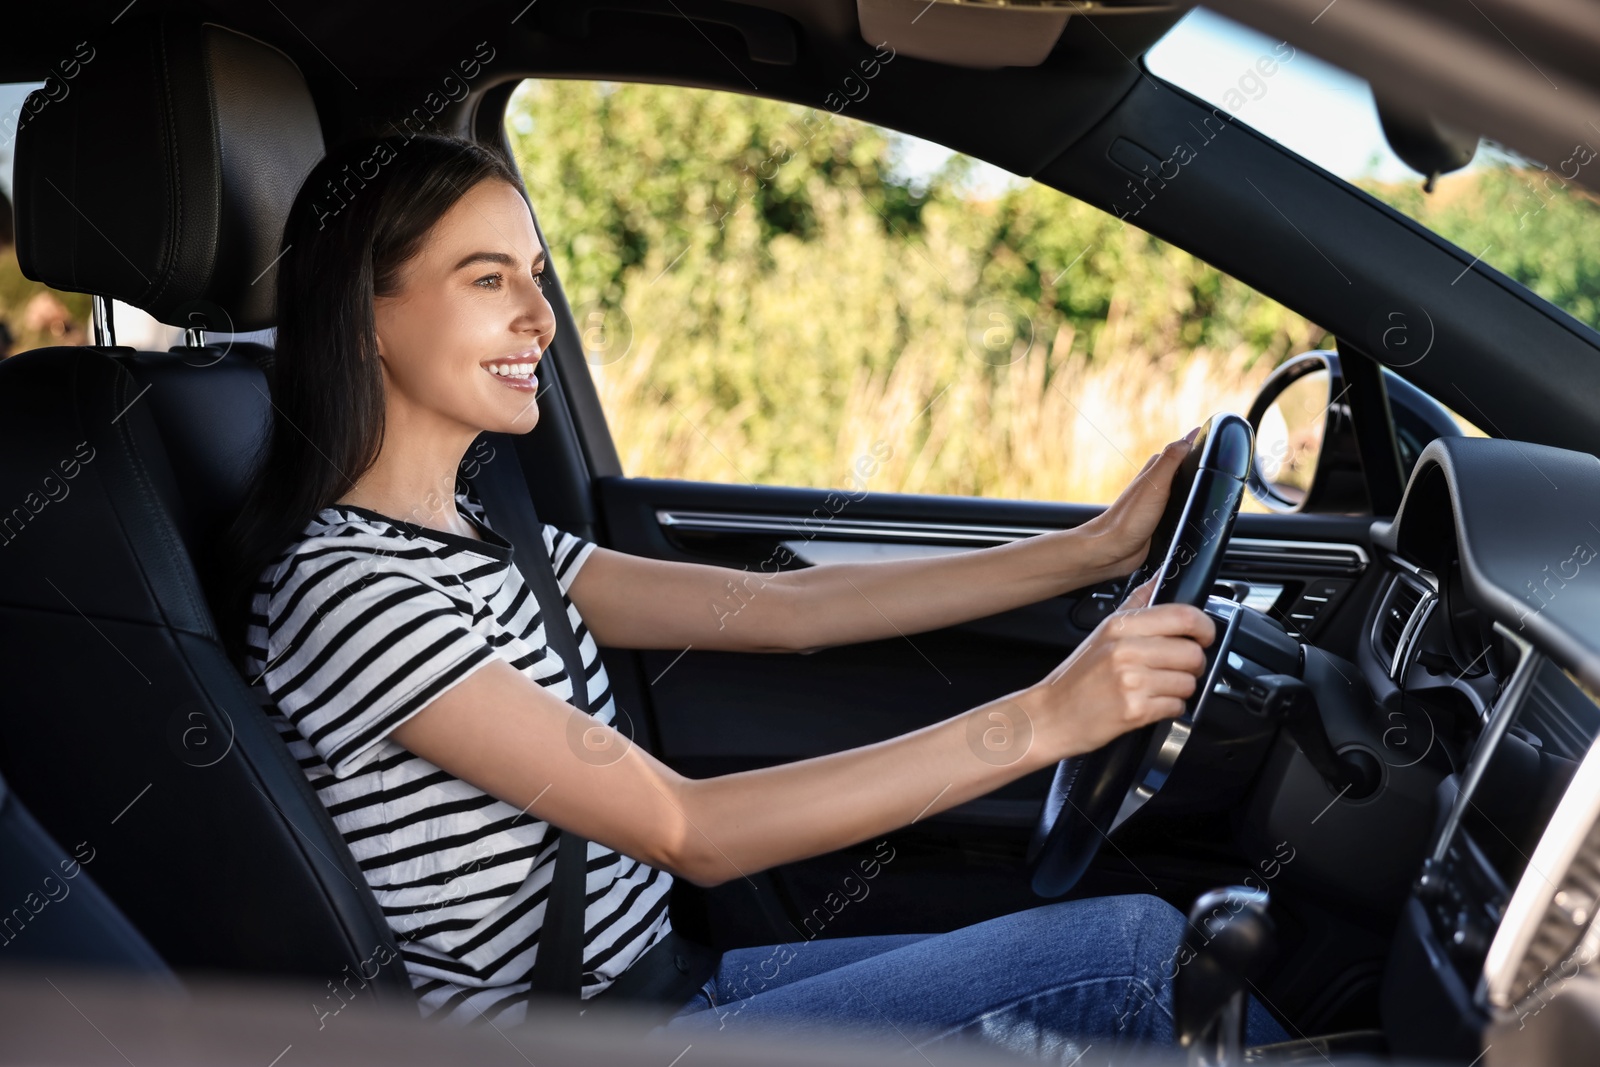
[519, 279, 557, 340]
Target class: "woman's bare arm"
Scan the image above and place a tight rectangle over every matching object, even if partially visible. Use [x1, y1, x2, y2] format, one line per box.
[388, 575, 1213, 888]
[568, 437, 1196, 655]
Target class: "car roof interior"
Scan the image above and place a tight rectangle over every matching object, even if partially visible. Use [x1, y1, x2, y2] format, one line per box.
[1, 0, 1186, 178]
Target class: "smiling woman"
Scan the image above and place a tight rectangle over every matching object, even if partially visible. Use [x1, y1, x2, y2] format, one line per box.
[205, 133, 678, 1023]
[200, 132, 1288, 1052]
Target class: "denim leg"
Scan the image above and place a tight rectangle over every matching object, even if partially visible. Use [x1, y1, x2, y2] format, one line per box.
[661, 931, 938, 1022]
[658, 893, 1291, 1064]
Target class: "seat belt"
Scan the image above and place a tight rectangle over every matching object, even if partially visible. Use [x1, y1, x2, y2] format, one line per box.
[464, 436, 592, 1006]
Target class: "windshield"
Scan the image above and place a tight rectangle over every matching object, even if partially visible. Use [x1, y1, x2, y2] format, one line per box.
[1145, 7, 1600, 335]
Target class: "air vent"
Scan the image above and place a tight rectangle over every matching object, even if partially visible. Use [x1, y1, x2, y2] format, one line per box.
[1372, 572, 1432, 679]
[1382, 581, 1423, 654]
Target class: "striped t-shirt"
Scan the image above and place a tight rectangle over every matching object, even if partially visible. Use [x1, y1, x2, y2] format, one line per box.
[241, 478, 673, 1026]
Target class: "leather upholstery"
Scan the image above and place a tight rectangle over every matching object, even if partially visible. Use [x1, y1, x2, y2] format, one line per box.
[12, 21, 324, 333]
[0, 345, 412, 999]
[0, 769, 176, 979]
[0, 19, 413, 1001]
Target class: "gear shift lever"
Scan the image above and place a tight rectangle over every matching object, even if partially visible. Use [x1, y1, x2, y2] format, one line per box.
[1175, 886, 1277, 1066]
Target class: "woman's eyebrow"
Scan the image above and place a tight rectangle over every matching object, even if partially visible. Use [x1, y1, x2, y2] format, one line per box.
[452, 249, 548, 272]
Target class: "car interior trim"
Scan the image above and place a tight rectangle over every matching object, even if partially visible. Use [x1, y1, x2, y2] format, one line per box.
[1478, 694, 1600, 1011]
[1482, 705, 1600, 1013]
[1428, 622, 1539, 870]
[656, 508, 1371, 565]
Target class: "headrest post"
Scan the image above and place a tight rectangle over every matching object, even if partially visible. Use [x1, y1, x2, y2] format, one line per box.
[92, 295, 116, 348]
[184, 327, 207, 348]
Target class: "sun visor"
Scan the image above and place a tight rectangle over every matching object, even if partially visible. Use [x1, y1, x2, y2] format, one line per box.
[858, 0, 1176, 69]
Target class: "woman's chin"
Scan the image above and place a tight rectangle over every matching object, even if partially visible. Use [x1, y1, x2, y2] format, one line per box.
[490, 403, 540, 435]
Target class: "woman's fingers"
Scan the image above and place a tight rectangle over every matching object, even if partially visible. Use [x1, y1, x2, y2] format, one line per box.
[1115, 667, 1201, 724]
[1120, 572, 1160, 610]
[1113, 598, 1216, 647]
[1146, 432, 1196, 485]
[1112, 635, 1210, 675]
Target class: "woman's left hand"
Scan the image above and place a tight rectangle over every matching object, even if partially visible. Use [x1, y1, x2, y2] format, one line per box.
[1074, 426, 1201, 579]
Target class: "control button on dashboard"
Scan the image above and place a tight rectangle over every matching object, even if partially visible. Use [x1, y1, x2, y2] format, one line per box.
[1069, 585, 1120, 630]
[1414, 858, 1444, 901]
[1305, 578, 1351, 601]
[1278, 578, 1353, 638]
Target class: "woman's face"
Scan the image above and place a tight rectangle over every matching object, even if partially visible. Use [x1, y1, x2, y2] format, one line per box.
[372, 177, 555, 437]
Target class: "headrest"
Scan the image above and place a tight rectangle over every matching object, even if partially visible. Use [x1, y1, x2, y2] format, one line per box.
[13, 21, 324, 333]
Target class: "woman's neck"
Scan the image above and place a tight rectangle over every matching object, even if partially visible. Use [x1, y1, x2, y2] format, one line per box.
[336, 488, 480, 541]
[337, 386, 485, 540]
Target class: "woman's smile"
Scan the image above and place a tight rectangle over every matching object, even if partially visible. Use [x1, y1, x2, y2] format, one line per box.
[482, 348, 542, 392]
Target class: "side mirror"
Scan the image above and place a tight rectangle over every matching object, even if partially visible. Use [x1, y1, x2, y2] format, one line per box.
[1245, 351, 1368, 514]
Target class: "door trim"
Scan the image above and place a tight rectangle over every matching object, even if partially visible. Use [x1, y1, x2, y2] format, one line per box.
[654, 508, 1371, 570]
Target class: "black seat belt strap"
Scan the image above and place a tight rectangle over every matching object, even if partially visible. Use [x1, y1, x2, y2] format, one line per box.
[465, 438, 592, 1005]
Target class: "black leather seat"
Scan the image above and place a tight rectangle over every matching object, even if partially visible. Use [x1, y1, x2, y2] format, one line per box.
[0, 19, 412, 1002]
[0, 768, 176, 981]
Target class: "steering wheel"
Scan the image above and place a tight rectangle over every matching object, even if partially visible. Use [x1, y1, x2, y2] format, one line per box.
[1026, 412, 1255, 898]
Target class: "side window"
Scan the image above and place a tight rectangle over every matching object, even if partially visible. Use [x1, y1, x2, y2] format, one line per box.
[505, 79, 1331, 506]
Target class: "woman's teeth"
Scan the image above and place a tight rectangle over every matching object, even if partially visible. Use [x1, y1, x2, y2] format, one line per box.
[486, 362, 538, 392]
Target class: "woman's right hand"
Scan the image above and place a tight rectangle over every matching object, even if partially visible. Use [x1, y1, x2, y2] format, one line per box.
[1029, 573, 1217, 760]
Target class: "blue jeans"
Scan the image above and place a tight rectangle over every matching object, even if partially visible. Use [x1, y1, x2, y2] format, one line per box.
[652, 894, 1291, 1063]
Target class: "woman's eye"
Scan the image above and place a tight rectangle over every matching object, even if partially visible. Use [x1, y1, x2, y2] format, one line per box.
[532, 267, 550, 292]
[475, 272, 503, 290]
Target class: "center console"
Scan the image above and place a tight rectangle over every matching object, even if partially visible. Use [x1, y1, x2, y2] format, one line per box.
[1384, 622, 1600, 1057]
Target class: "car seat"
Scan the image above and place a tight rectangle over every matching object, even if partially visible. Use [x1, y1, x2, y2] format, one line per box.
[0, 18, 412, 1003]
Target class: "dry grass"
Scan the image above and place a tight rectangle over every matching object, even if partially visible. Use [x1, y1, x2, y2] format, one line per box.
[589, 320, 1284, 508]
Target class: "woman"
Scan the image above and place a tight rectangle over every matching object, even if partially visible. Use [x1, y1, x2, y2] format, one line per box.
[209, 132, 1288, 1060]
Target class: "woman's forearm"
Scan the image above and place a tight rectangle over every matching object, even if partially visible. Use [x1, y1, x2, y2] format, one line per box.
[780, 524, 1125, 652]
[664, 684, 1058, 887]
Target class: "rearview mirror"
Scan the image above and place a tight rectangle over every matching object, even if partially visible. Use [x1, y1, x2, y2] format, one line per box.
[1245, 351, 1368, 514]
[1373, 94, 1479, 193]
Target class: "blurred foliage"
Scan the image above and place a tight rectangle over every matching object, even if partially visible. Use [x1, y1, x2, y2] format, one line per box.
[1358, 160, 1600, 332]
[506, 83, 1584, 503]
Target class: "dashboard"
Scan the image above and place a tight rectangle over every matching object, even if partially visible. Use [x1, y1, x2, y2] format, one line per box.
[1363, 436, 1600, 1057]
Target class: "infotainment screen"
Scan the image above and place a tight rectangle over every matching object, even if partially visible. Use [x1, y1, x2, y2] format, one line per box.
[1458, 658, 1600, 890]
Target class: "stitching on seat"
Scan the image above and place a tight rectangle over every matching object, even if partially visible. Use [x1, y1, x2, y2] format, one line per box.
[100, 357, 212, 632]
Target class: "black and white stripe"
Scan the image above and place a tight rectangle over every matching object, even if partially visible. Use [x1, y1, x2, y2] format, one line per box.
[241, 479, 672, 1026]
